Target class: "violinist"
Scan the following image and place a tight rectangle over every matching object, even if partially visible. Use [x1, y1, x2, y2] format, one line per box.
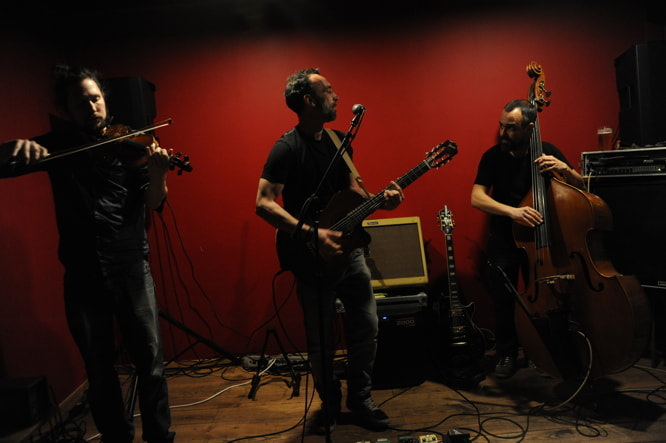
[0, 65, 175, 442]
[471, 99, 584, 379]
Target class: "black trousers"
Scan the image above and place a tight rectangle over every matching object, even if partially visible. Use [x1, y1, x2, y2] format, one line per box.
[486, 235, 528, 360]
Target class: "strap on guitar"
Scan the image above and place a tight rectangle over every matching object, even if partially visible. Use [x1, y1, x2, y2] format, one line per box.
[325, 128, 371, 198]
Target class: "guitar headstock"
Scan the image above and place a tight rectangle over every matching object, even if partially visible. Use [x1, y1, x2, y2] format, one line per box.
[438, 205, 455, 234]
[169, 152, 193, 175]
[425, 140, 458, 169]
[526, 61, 551, 111]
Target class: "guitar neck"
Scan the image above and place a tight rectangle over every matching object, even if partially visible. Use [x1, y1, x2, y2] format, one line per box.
[330, 159, 434, 233]
[444, 232, 463, 309]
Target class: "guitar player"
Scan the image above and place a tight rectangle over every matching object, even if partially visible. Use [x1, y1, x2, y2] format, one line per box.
[255, 68, 403, 435]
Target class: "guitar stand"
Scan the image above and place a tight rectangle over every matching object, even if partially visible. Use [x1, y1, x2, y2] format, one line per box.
[248, 326, 301, 400]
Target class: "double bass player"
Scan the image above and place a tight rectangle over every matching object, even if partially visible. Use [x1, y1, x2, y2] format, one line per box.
[471, 98, 584, 379]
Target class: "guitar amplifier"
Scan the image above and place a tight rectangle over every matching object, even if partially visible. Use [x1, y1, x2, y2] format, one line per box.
[363, 216, 429, 291]
[0, 376, 50, 432]
[581, 147, 666, 178]
[373, 292, 428, 389]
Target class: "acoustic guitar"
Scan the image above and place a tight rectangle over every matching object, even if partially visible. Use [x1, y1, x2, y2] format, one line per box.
[277, 141, 458, 276]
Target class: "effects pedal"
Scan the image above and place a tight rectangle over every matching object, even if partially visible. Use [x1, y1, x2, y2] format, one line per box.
[444, 429, 470, 443]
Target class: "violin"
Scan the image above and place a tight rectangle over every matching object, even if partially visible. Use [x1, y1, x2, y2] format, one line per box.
[14, 119, 193, 174]
[97, 121, 193, 174]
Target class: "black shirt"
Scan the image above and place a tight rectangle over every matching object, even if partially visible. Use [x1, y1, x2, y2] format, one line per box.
[31, 128, 151, 274]
[261, 127, 352, 218]
[261, 126, 352, 272]
[473, 142, 571, 248]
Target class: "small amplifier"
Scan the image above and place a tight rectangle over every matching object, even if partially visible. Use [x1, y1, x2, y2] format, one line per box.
[0, 376, 50, 432]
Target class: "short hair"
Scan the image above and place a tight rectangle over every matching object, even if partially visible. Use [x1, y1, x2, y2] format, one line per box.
[52, 64, 105, 109]
[284, 68, 319, 114]
[504, 99, 537, 126]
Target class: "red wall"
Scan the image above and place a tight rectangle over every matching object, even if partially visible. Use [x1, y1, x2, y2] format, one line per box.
[0, 2, 662, 402]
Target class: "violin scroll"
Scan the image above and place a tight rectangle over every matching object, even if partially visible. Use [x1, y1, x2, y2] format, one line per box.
[169, 152, 193, 175]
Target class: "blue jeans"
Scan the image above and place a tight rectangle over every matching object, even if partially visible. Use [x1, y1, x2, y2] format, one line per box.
[64, 259, 174, 443]
[295, 248, 378, 410]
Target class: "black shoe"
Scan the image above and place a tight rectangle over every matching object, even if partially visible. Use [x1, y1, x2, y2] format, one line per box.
[494, 355, 517, 379]
[311, 408, 338, 435]
[346, 396, 390, 430]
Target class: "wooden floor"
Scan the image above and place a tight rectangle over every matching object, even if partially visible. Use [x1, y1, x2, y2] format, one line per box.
[14, 351, 666, 443]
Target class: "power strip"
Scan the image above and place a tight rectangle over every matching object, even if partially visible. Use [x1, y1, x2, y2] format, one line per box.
[241, 354, 308, 371]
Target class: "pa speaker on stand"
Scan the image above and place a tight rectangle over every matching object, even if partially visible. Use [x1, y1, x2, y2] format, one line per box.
[103, 76, 157, 129]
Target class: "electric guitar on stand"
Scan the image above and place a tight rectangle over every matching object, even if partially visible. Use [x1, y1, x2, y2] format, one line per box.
[437, 205, 486, 388]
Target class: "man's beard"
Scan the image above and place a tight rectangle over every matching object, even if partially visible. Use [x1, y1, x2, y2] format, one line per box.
[84, 115, 109, 135]
[322, 108, 337, 122]
[499, 135, 526, 152]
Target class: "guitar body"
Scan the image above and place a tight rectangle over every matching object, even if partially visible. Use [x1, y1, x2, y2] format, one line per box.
[276, 190, 371, 277]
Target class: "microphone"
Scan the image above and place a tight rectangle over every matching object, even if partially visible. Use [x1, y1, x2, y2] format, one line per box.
[352, 104, 366, 115]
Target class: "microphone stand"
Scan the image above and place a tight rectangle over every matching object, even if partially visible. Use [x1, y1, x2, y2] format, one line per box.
[291, 108, 365, 442]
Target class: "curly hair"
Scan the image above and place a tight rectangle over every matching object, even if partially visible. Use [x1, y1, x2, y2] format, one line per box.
[284, 68, 319, 114]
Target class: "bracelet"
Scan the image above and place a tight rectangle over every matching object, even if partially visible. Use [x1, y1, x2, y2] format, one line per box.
[296, 226, 315, 242]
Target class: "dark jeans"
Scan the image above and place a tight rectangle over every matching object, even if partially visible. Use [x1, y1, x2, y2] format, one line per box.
[487, 235, 528, 360]
[295, 248, 378, 410]
[64, 259, 174, 443]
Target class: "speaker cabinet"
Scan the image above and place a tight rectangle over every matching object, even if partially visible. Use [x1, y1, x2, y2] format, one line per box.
[103, 76, 156, 129]
[0, 376, 50, 432]
[373, 297, 427, 389]
[614, 41, 666, 147]
[589, 176, 666, 290]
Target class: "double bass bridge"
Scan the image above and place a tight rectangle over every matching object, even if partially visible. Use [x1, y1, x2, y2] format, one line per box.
[536, 274, 576, 285]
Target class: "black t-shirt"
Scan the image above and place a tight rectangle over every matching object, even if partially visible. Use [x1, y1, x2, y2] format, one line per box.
[473, 142, 571, 248]
[261, 127, 352, 218]
[261, 126, 352, 272]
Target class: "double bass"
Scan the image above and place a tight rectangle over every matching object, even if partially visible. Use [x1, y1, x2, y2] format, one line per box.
[512, 62, 651, 380]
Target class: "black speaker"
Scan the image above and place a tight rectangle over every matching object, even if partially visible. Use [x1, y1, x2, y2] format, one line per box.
[103, 76, 156, 129]
[0, 376, 50, 432]
[589, 176, 666, 290]
[614, 40, 666, 147]
[372, 294, 427, 389]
